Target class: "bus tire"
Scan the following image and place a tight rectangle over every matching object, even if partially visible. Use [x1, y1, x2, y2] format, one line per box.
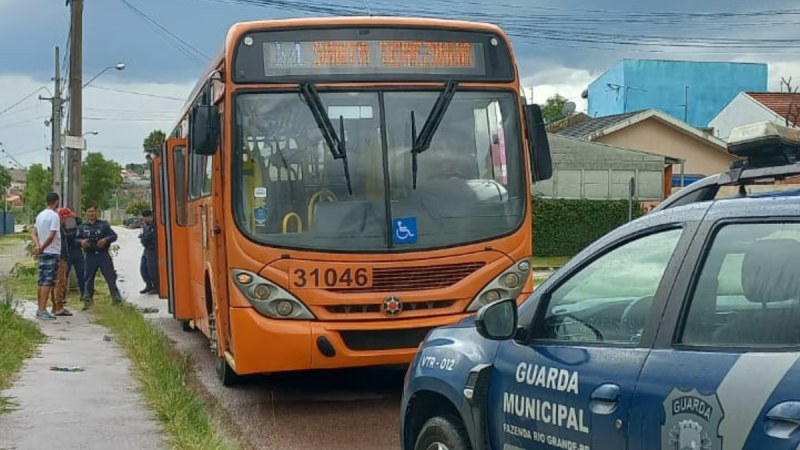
[414, 415, 472, 450]
[181, 320, 193, 332]
[215, 355, 242, 387]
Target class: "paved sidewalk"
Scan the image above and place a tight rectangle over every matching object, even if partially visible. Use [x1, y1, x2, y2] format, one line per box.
[0, 302, 167, 450]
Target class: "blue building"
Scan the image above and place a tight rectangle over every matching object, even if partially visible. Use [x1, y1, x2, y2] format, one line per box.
[586, 59, 768, 128]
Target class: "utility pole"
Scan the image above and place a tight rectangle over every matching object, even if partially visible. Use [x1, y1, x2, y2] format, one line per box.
[66, 0, 83, 213]
[40, 47, 63, 196]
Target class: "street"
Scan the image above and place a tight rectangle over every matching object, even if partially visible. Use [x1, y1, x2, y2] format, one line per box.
[112, 227, 404, 450]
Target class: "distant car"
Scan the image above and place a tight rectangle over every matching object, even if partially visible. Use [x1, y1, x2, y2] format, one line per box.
[124, 217, 143, 229]
[400, 121, 800, 450]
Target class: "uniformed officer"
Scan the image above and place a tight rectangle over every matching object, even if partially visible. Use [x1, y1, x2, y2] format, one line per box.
[62, 209, 85, 301]
[75, 204, 123, 308]
[138, 209, 159, 295]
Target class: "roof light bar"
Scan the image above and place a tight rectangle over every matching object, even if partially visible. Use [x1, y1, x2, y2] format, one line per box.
[728, 121, 800, 167]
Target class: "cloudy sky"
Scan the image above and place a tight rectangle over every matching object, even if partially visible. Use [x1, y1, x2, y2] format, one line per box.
[0, 0, 798, 167]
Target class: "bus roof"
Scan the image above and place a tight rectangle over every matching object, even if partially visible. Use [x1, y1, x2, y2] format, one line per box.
[172, 16, 515, 134]
[225, 16, 508, 39]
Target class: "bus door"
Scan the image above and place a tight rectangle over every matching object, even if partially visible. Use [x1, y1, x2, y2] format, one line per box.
[185, 150, 213, 336]
[164, 138, 193, 320]
[151, 155, 168, 299]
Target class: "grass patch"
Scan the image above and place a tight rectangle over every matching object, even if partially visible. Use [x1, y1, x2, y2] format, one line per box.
[531, 256, 570, 268]
[0, 287, 46, 414]
[533, 277, 549, 286]
[92, 298, 242, 450]
[0, 233, 29, 250]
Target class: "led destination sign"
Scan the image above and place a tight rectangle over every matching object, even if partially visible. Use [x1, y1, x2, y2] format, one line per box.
[264, 40, 484, 75]
[233, 27, 514, 82]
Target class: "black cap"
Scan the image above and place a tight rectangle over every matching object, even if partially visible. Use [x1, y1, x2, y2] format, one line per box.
[141, 210, 153, 217]
[46, 192, 60, 204]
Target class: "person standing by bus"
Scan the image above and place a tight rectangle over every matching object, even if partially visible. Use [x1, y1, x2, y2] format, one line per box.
[48, 208, 76, 316]
[62, 208, 85, 301]
[31, 192, 61, 320]
[138, 209, 158, 295]
[76, 205, 123, 308]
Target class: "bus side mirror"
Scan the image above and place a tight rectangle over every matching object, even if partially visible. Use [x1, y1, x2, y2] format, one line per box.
[524, 104, 553, 182]
[190, 104, 220, 156]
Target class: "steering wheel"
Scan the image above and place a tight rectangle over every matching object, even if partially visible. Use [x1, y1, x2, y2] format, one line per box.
[619, 295, 654, 339]
[552, 313, 603, 342]
[441, 171, 468, 179]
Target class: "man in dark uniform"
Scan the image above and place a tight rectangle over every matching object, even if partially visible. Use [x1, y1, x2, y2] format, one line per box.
[62, 209, 85, 302]
[138, 209, 159, 295]
[76, 204, 123, 308]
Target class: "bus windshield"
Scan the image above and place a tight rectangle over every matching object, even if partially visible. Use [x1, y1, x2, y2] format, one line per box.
[233, 89, 526, 252]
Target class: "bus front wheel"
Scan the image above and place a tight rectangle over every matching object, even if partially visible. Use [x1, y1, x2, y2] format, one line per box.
[215, 355, 242, 387]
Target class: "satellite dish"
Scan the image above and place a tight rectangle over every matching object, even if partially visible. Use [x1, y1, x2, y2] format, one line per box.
[562, 101, 576, 116]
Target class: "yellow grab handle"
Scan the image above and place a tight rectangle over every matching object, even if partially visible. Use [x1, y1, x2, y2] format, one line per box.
[307, 189, 337, 228]
[282, 212, 303, 234]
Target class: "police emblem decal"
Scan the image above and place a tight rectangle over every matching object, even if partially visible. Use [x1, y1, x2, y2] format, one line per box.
[661, 388, 724, 450]
[383, 296, 403, 317]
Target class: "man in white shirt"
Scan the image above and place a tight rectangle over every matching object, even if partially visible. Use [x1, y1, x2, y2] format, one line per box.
[31, 192, 62, 320]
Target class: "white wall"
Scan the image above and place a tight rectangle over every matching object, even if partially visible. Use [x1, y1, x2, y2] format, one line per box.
[709, 93, 786, 141]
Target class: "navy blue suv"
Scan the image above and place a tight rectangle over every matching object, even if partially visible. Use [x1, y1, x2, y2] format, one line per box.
[401, 122, 800, 450]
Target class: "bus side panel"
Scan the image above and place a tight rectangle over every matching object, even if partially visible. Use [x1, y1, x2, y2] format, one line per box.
[152, 156, 169, 299]
[165, 139, 194, 321]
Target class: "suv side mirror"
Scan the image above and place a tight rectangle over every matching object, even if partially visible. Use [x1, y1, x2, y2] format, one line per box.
[524, 104, 553, 183]
[190, 104, 219, 156]
[475, 298, 519, 340]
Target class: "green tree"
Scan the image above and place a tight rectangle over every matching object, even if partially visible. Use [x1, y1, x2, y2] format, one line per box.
[81, 153, 123, 210]
[143, 130, 166, 157]
[125, 199, 151, 216]
[0, 165, 10, 191]
[0, 165, 10, 212]
[22, 164, 53, 214]
[541, 94, 570, 124]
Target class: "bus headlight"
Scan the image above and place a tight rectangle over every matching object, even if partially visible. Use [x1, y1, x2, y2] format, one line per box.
[466, 257, 531, 312]
[232, 269, 315, 320]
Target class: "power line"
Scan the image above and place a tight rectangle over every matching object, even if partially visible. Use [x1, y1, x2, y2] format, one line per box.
[84, 116, 175, 122]
[208, 0, 800, 52]
[84, 84, 186, 101]
[0, 87, 49, 117]
[116, 0, 209, 66]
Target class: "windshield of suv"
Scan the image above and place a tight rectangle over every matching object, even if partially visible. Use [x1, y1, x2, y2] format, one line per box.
[233, 89, 526, 252]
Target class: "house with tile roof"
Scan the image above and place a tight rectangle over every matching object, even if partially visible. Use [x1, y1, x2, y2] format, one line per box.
[709, 92, 800, 141]
[551, 108, 736, 186]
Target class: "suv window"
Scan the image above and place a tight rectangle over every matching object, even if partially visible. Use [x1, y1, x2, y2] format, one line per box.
[680, 222, 800, 347]
[538, 228, 683, 345]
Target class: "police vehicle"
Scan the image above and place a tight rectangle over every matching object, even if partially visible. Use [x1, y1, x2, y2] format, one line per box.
[400, 121, 800, 450]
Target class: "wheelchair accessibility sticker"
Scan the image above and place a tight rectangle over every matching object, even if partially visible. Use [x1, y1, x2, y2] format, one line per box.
[393, 217, 417, 244]
[254, 207, 268, 226]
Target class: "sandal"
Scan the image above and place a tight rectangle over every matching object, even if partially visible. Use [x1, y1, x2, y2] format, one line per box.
[54, 309, 73, 316]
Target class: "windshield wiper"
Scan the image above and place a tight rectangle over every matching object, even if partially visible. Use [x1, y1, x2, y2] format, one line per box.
[300, 83, 353, 195]
[410, 79, 458, 189]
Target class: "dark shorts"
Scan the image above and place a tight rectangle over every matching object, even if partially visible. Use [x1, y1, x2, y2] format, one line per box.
[38, 253, 59, 287]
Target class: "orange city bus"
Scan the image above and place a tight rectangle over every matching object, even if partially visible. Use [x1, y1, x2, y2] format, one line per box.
[150, 16, 553, 385]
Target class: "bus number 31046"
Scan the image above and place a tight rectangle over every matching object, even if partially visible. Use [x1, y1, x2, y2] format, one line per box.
[291, 266, 372, 289]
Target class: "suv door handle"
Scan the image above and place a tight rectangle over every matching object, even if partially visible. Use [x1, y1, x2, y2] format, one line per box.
[589, 384, 621, 415]
[765, 401, 800, 439]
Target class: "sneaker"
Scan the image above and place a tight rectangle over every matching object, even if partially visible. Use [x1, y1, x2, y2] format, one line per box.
[82, 298, 94, 311]
[139, 285, 152, 294]
[36, 310, 57, 320]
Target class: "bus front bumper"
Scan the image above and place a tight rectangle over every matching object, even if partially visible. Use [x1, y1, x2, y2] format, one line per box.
[228, 307, 473, 375]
